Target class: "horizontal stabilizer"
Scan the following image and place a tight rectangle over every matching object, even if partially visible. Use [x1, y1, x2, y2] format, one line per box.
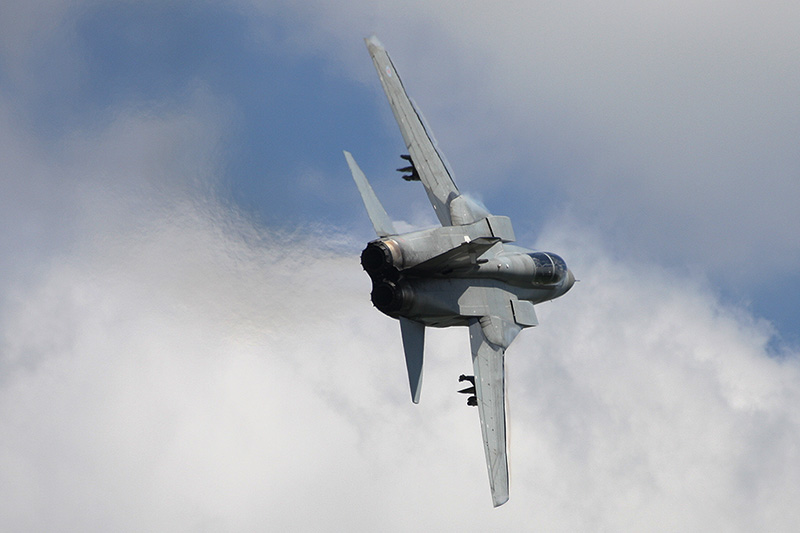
[344, 151, 396, 237]
[399, 317, 425, 404]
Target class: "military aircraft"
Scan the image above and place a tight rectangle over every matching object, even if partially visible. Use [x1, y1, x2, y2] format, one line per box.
[344, 36, 575, 507]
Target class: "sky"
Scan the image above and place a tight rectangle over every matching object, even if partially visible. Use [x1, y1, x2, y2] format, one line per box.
[1, 0, 799, 530]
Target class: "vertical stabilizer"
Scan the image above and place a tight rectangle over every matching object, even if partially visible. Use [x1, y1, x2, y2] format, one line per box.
[399, 317, 425, 403]
[344, 151, 396, 237]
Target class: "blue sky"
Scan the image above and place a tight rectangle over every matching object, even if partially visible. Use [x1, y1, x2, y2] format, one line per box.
[26, 0, 795, 343]
[45, 1, 800, 342]
[2, 1, 800, 529]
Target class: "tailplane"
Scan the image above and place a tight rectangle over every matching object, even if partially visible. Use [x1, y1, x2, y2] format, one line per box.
[399, 317, 425, 403]
[344, 151, 396, 237]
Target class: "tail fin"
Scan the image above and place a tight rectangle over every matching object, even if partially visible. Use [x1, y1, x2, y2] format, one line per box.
[344, 151, 396, 237]
[399, 317, 425, 403]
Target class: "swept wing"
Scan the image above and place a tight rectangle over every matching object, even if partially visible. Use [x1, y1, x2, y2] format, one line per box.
[469, 319, 514, 507]
[460, 290, 531, 507]
[365, 35, 459, 226]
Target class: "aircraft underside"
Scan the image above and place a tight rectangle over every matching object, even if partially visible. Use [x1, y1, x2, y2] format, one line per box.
[345, 35, 574, 507]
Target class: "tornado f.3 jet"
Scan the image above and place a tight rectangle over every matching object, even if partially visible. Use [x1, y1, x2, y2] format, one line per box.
[344, 36, 575, 507]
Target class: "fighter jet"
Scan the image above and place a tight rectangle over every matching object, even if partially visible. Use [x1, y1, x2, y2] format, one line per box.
[344, 36, 575, 507]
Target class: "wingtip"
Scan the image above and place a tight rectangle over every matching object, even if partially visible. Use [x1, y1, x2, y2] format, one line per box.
[492, 494, 509, 508]
[365, 34, 383, 50]
[410, 380, 421, 404]
[411, 379, 422, 404]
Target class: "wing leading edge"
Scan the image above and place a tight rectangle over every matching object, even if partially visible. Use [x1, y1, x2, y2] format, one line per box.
[365, 35, 459, 226]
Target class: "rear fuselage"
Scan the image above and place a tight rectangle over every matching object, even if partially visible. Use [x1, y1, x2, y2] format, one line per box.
[361, 224, 574, 327]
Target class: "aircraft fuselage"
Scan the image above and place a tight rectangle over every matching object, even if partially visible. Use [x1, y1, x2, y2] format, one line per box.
[361, 224, 574, 327]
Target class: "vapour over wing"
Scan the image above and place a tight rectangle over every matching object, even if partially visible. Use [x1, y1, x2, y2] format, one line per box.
[365, 35, 459, 226]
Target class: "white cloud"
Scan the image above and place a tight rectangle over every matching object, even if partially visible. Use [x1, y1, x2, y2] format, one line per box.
[522, 223, 800, 530]
[2, 101, 799, 530]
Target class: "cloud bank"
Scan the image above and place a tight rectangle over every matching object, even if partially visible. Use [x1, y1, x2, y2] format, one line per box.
[2, 95, 799, 531]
